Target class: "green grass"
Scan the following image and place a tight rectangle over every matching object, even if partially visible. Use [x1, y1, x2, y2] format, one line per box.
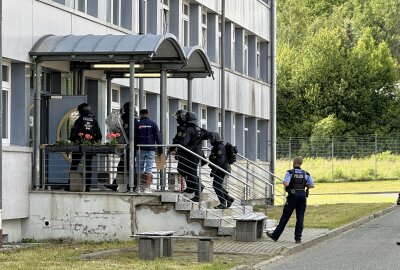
[262, 203, 391, 229]
[277, 152, 400, 182]
[0, 241, 266, 270]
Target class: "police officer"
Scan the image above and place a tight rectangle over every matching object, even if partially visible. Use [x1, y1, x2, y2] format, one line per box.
[178, 111, 209, 202]
[266, 156, 314, 243]
[69, 103, 102, 192]
[169, 109, 187, 154]
[208, 132, 234, 209]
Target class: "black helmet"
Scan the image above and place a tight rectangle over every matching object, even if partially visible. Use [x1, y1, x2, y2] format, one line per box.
[122, 102, 138, 117]
[77, 103, 91, 116]
[209, 131, 223, 145]
[175, 109, 187, 125]
[185, 111, 197, 124]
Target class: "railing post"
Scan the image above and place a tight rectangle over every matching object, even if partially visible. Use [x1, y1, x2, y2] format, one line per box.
[242, 187, 246, 214]
[83, 152, 86, 190]
[375, 133, 378, 180]
[198, 163, 202, 210]
[41, 148, 46, 190]
[332, 136, 334, 181]
[246, 160, 250, 202]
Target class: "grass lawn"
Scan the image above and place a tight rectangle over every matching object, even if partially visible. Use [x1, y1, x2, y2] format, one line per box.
[1, 181, 396, 269]
[261, 180, 397, 229]
[0, 241, 264, 270]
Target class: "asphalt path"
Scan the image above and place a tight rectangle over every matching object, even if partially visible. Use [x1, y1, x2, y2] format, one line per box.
[262, 207, 400, 270]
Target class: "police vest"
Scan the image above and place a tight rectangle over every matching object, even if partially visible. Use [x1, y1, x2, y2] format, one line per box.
[82, 116, 95, 135]
[287, 169, 307, 190]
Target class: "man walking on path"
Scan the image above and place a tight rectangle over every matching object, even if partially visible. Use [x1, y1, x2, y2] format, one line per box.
[266, 156, 314, 243]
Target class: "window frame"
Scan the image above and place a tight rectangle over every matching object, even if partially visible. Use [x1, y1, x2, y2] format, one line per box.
[201, 10, 207, 50]
[243, 33, 249, 75]
[256, 40, 261, 80]
[2, 61, 11, 144]
[107, 0, 122, 27]
[160, 0, 170, 34]
[181, 1, 190, 47]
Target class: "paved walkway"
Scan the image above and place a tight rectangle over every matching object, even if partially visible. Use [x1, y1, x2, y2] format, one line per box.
[173, 228, 329, 257]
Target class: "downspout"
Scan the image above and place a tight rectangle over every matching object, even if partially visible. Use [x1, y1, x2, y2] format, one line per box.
[128, 62, 136, 191]
[220, 0, 226, 140]
[34, 62, 42, 190]
[187, 77, 193, 111]
[160, 69, 167, 190]
[270, 0, 277, 176]
[138, 0, 145, 110]
[0, 0, 3, 246]
[106, 73, 112, 116]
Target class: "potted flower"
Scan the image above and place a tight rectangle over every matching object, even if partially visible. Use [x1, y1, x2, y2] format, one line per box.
[44, 139, 80, 153]
[80, 132, 119, 154]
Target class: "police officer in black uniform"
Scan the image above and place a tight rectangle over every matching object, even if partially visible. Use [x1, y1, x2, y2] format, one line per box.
[69, 103, 102, 192]
[178, 111, 209, 202]
[208, 132, 234, 209]
[266, 156, 314, 243]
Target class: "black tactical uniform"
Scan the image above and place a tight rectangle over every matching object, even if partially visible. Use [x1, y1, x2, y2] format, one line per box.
[208, 132, 234, 209]
[178, 111, 209, 202]
[69, 103, 102, 192]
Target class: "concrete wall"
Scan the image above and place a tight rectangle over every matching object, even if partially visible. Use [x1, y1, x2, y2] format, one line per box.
[21, 192, 210, 242]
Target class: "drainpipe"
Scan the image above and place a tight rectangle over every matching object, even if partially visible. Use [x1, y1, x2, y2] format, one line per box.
[0, 0, 3, 246]
[187, 77, 193, 111]
[270, 0, 277, 176]
[220, 0, 226, 140]
[160, 69, 167, 190]
[128, 62, 135, 191]
[138, 0, 145, 110]
[34, 62, 42, 190]
[106, 73, 112, 116]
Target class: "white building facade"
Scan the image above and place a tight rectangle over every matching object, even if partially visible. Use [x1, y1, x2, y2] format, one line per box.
[1, 0, 275, 242]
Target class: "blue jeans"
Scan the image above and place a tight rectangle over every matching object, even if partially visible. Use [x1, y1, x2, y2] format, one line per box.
[138, 150, 155, 174]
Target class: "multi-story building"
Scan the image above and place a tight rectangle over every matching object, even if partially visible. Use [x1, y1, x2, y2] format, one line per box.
[0, 0, 276, 242]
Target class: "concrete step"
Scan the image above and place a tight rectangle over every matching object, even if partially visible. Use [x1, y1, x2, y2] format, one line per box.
[175, 201, 193, 211]
[218, 225, 235, 236]
[203, 218, 221, 228]
[161, 193, 180, 203]
[189, 209, 206, 219]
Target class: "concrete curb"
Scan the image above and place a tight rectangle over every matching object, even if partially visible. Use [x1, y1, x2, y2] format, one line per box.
[247, 204, 398, 270]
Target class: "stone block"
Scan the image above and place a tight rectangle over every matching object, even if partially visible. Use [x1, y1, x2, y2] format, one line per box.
[139, 238, 155, 260]
[204, 218, 221, 227]
[235, 220, 257, 242]
[190, 209, 206, 219]
[218, 225, 235, 236]
[197, 239, 214, 262]
[161, 193, 179, 203]
[175, 201, 193, 211]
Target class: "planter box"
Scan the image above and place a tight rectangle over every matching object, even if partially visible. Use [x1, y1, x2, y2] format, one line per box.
[81, 145, 117, 154]
[45, 144, 80, 153]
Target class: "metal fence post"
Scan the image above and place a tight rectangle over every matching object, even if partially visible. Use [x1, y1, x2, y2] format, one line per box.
[198, 163, 202, 210]
[331, 136, 334, 181]
[375, 133, 378, 180]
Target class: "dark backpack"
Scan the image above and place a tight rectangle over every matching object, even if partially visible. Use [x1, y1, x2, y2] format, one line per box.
[225, 142, 238, 164]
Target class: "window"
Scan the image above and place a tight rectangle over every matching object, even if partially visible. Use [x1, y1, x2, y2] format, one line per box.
[232, 114, 236, 145]
[181, 1, 190, 46]
[160, 0, 170, 34]
[112, 89, 120, 103]
[107, 0, 132, 30]
[256, 40, 261, 79]
[2, 63, 11, 142]
[232, 27, 235, 70]
[76, 0, 85, 12]
[218, 18, 222, 63]
[201, 11, 207, 50]
[244, 34, 249, 75]
[200, 107, 207, 147]
[53, 0, 98, 17]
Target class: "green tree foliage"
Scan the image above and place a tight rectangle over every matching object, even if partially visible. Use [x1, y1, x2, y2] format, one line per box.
[277, 0, 400, 137]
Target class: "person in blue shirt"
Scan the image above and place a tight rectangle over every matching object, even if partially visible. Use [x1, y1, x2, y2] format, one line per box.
[266, 156, 315, 243]
[136, 109, 163, 193]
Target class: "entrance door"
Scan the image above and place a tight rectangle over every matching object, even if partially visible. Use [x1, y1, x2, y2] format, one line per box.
[43, 95, 87, 189]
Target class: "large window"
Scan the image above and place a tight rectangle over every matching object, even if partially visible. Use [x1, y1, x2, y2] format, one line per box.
[107, 0, 132, 30]
[52, 0, 98, 17]
[256, 40, 261, 79]
[218, 18, 222, 63]
[2, 63, 11, 142]
[244, 34, 249, 75]
[181, 1, 190, 46]
[201, 11, 207, 51]
[160, 0, 170, 34]
[232, 27, 235, 70]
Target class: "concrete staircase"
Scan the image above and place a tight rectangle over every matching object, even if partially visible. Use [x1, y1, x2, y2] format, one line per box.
[161, 191, 271, 237]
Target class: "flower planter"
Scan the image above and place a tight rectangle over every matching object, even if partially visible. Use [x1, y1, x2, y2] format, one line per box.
[45, 144, 80, 153]
[80, 145, 117, 154]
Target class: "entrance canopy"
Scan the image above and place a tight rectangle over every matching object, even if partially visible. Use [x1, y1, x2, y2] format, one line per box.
[30, 34, 213, 78]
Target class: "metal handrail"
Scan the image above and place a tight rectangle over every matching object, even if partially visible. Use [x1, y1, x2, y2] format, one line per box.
[137, 144, 250, 188]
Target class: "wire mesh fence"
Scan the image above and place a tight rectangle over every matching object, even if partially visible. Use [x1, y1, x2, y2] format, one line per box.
[276, 135, 400, 182]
